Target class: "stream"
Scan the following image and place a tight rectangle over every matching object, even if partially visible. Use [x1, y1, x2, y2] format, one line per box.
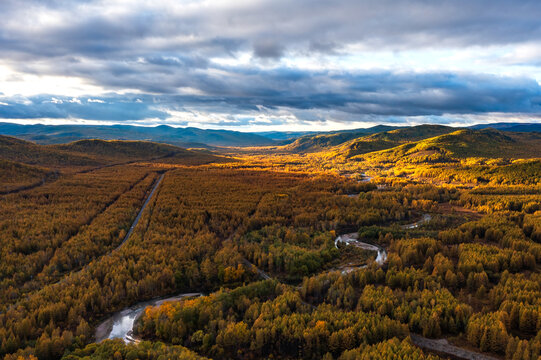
[334, 232, 388, 273]
[333, 213, 431, 273]
[93, 212, 430, 344]
[94, 293, 201, 343]
[359, 173, 372, 183]
[92, 209, 484, 360]
[401, 213, 432, 229]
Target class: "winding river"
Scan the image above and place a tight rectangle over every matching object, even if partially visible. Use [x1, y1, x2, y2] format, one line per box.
[94, 293, 201, 343]
[91, 199, 491, 360]
[94, 210, 432, 343]
[333, 213, 432, 273]
[359, 173, 372, 183]
[95, 231, 392, 342]
[401, 213, 432, 229]
[334, 232, 388, 273]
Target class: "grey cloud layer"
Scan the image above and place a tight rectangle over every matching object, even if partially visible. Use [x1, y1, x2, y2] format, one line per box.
[1, 71, 540, 122]
[1, 0, 541, 125]
[2, 0, 541, 58]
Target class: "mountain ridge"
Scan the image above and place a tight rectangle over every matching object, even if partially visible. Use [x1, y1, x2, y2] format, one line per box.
[352, 128, 541, 163]
[0, 135, 226, 169]
[0, 123, 275, 147]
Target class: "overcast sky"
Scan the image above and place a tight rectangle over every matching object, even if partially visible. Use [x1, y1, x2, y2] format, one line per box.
[1, 0, 541, 131]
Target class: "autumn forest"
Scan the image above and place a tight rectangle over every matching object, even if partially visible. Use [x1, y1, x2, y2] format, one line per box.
[0, 125, 541, 360]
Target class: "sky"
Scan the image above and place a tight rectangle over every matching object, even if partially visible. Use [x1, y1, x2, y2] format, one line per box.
[0, 0, 541, 132]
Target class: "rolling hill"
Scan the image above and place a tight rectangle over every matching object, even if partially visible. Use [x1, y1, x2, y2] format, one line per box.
[0, 159, 54, 193]
[355, 129, 541, 164]
[255, 131, 316, 141]
[0, 136, 227, 169]
[0, 135, 103, 168]
[470, 123, 541, 132]
[280, 122, 541, 153]
[54, 139, 181, 163]
[284, 125, 400, 152]
[337, 124, 457, 158]
[0, 123, 275, 147]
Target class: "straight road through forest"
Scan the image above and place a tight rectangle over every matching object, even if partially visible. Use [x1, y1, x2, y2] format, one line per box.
[115, 172, 165, 250]
[0, 171, 166, 315]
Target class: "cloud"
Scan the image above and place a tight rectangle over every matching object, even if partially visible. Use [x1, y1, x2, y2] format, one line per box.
[1, 0, 540, 59]
[0, 95, 168, 121]
[253, 39, 284, 58]
[0, 0, 540, 129]
[0, 70, 539, 127]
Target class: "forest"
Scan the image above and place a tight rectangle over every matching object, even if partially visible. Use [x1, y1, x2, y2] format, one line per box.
[0, 128, 540, 360]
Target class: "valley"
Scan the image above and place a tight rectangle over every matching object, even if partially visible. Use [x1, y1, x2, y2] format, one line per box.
[0, 125, 540, 360]
[3, 0, 541, 358]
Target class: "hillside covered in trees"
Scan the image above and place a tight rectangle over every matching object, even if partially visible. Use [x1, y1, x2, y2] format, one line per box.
[0, 136, 226, 171]
[0, 125, 540, 360]
[352, 129, 541, 163]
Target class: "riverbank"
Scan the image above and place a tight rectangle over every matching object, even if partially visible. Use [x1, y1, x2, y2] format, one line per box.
[94, 292, 201, 343]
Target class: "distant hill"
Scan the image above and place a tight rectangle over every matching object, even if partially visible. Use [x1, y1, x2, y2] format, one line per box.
[284, 123, 541, 152]
[2, 122, 538, 150]
[0, 135, 227, 169]
[0, 123, 275, 147]
[470, 123, 541, 132]
[356, 129, 541, 164]
[256, 131, 316, 141]
[285, 125, 400, 152]
[0, 135, 102, 167]
[55, 139, 181, 163]
[337, 125, 457, 158]
[0, 159, 53, 193]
